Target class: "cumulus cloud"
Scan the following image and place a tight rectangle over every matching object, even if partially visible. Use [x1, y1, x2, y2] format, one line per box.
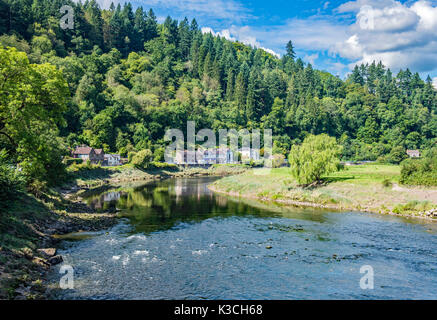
[73, 0, 118, 9]
[304, 53, 319, 65]
[333, 0, 437, 73]
[433, 77, 437, 89]
[201, 26, 280, 57]
[133, 0, 250, 21]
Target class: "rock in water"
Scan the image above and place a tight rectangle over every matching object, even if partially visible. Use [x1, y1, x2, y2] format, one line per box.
[48, 255, 63, 265]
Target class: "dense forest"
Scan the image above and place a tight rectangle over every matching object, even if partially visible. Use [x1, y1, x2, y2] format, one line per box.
[1, 0, 436, 189]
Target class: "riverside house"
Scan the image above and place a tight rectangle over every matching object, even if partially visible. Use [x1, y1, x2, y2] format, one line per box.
[104, 154, 121, 166]
[72, 145, 104, 164]
[240, 147, 260, 162]
[174, 148, 236, 165]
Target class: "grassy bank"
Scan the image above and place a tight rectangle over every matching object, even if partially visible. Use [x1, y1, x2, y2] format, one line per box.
[210, 164, 437, 219]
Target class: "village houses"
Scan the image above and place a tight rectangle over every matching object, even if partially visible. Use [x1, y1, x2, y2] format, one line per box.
[72, 145, 121, 166]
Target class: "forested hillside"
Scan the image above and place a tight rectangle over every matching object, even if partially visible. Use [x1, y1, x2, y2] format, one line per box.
[1, 0, 436, 187]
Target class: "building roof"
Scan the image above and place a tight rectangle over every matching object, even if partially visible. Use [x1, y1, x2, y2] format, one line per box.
[104, 154, 120, 158]
[94, 149, 104, 155]
[73, 146, 93, 155]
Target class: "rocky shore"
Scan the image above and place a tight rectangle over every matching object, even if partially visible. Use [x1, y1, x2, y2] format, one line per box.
[1, 164, 250, 300]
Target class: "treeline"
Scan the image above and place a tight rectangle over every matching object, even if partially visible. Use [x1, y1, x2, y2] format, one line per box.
[0, 0, 437, 191]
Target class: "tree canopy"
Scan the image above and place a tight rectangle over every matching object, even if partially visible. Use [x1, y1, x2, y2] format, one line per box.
[0, 0, 436, 188]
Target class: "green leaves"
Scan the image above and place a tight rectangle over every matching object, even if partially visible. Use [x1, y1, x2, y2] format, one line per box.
[0, 47, 69, 185]
[289, 134, 343, 185]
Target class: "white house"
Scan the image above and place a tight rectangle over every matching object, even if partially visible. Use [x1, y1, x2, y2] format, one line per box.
[240, 147, 260, 162]
[216, 148, 236, 164]
[406, 149, 421, 158]
[174, 148, 236, 165]
[104, 154, 121, 166]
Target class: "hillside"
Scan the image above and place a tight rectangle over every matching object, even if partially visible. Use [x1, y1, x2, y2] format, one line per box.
[0, 0, 436, 189]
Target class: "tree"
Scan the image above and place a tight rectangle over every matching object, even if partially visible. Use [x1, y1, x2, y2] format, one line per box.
[0, 47, 69, 185]
[131, 149, 153, 169]
[285, 41, 295, 60]
[289, 134, 343, 185]
[386, 146, 407, 164]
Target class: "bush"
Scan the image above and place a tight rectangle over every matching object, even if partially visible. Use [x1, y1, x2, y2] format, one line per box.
[63, 157, 83, 166]
[271, 154, 285, 168]
[0, 150, 26, 205]
[400, 157, 437, 187]
[150, 162, 178, 170]
[131, 149, 153, 169]
[382, 178, 392, 188]
[67, 160, 101, 172]
[385, 146, 408, 164]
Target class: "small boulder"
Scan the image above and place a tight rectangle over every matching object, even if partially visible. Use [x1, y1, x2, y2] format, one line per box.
[48, 255, 63, 265]
[38, 248, 56, 258]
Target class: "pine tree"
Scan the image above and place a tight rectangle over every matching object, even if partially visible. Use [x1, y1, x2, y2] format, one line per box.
[226, 69, 235, 101]
[285, 40, 296, 60]
[133, 7, 146, 52]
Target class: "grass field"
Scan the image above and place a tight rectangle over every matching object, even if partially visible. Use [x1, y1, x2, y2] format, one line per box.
[211, 164, 437, 217]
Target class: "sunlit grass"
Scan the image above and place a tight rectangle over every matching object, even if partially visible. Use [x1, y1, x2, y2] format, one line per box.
[212, 164, 437, 216]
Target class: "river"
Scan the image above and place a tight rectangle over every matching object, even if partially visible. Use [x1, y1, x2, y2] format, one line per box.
[49, 177, 437, 299]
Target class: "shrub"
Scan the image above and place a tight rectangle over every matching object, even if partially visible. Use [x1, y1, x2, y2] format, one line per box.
[382, 178, 392, 188]
[0, 150, 26, 205]
[67, 160, 101, 172]
[400, 158, 437, 187]
[150, 162, 178, 170]
[271, 154, 285, 168]
[386, 146, 407, 164]
[63, 157, 83, 166]
[131, 149, 153, 169]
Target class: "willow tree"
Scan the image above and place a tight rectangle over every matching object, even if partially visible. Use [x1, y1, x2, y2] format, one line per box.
[289, 134, 343, 185]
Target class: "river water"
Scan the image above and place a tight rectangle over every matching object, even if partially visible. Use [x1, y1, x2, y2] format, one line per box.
[49, 177, 437, 300]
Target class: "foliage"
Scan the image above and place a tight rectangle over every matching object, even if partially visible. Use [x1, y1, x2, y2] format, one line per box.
[0, 47, 69, 186]
[0, 149, 25, 205]
[385, 146, 408, 164]
[67, 160, 101, 172]
[289, 134, 343, 185]
[0, 0, 436, 189]
[270, 154, 286, 168]
[63, 157, 83, 166]
[130, 149, 153, 169]
[400, 148, 437, 186]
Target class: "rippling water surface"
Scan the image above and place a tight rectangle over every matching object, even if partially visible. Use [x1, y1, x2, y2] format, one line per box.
[50, 177, 437, 299]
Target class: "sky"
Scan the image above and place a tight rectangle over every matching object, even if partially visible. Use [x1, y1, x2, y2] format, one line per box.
[95, 0, 437, 84]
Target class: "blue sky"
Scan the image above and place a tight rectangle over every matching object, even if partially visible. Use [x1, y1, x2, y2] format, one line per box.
[99, 0, 437, 84]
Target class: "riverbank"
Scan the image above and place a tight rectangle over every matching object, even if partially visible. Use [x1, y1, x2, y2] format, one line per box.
[210, 164, 437, 220]
[0, 163, 249, 299]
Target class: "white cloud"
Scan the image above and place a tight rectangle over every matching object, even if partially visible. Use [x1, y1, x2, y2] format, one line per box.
[201, 26, 280, 58]
[73, 0, 118, 9]
[332, 0, 437, 73]
[433, 77, 437, 89]
[304, 53, 319, 65]
[134, 0, 250, 21]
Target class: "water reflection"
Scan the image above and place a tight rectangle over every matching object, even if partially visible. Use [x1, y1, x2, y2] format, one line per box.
[85, 177, 327, 234]
[49, 177, 437, 300]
